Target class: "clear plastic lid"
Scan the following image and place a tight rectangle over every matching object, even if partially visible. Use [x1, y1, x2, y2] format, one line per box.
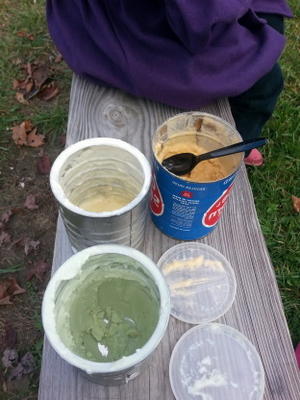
[169, 323, 265, 400]
[157, 243, 236, 324]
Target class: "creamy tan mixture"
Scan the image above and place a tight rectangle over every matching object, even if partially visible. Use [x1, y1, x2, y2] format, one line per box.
[155, 132, 237, 182]
[78, 190, 134, 212]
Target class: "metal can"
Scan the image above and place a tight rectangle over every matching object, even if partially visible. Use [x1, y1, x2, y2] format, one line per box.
[150, 112, 243, 240]
[42, 244, 170, 385]
[50, 138, 151, 251]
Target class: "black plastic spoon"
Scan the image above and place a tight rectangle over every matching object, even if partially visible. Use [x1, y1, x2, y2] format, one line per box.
[162, 137, 267, 176]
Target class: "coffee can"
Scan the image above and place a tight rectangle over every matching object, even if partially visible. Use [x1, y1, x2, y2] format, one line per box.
[50, 138, 151, 251]
[150, 112, 243, 240]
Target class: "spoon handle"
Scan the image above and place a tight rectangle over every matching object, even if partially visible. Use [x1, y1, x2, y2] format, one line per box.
[198, 137, 268, 161]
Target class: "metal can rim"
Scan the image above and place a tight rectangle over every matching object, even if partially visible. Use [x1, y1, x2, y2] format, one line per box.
[42, 244, 171, 375]
[50, 138, 151, 217]
[152, 111, 243, 183]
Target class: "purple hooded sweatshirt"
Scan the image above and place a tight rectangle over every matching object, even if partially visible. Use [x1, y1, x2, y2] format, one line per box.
[47, 0, 292, 109]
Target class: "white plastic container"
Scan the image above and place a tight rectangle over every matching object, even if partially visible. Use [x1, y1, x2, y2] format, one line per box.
[42, 245, 170, 385]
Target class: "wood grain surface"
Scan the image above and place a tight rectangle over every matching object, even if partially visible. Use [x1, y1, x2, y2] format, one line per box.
[38, 75, 300, 400]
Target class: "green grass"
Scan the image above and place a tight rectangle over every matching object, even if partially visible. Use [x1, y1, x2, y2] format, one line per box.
[0, 0, 70, 154]
[248, 0, 300, 344]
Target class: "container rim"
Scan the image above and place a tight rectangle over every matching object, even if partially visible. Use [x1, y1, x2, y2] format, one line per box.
[169, 323, 265, 400]
[42, 244, 171, 375]
[152, 112, 243, 183]
[50, 138, 151, 217]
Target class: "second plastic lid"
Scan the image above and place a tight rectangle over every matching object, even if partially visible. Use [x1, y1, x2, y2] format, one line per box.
[169, 323, 265, 400]
[157, 243, 236, 324]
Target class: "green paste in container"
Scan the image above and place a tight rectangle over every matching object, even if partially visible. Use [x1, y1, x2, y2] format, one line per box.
[55, 254, 160, 362]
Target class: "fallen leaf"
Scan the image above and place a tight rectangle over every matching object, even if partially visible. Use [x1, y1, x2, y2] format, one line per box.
[23, 238, 40, 256]
[21, 120, 34, 133]
[24, 194, 38, 210]
[27, 260, 50, 281]
[20, 352, 35, 374]
[59, 134, 66, 146]
[3, 324, 18, 348]
[2, 349, 18, 369]
[37, 154, 51, 174]
[16, 31, 26, 37]
[13, 79, 24, 90]
[16, 31, 34, 40]
[54, 53, 63, 63]
[31, 65, 49, 89]
[0, 231, 11, 246]
[292, 195, 300, 213]
[38, 82, 59, 101]
[25, 62, 32, 77]
[7, 363, 24, 381]
[0, 297, 12, 305]
[0, 278, 25, 306]
[1, 210, 13, 224]
[6, 278, 26, 296]
[25, 80, 34, 94]
[15, 92, 29, 105]
[26, 128, 45, 147]
[12, 58, 22, 66]
[12, 124, 27, 146]
[6, 374, 30, 392]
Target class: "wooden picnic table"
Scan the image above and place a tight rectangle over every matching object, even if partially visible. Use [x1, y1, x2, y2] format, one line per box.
[38, 75, 300, 399]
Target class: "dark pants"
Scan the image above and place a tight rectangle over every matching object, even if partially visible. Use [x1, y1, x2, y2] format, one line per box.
[229, 14, 284, 149]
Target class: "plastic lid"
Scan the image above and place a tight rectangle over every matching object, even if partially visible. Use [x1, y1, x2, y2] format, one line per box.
[169, 323, 265, 400]
[157, 243, 236, 324]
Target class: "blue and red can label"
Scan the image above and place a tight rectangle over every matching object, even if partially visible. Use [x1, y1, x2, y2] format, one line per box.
[150, 157, 237, 240]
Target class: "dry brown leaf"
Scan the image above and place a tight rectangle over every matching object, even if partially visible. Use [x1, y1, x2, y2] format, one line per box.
[25, 80, 34, 93]
[59, 134, 66, 146]
[27, 261, 50, 281]
[7, 278, 26, 296]
[25, 62, 32, 78]
[24, 194, 39, 210]
[12, 58, 22, 66]
[0, 210, 13, 224]
[292, 195, 300, 213]
[54, 53, 63, 63]
[38, 82, 59, 101]
[27, 128, 45, 147]
[12, 124, 27, 146]
[21, 120, 33, 133]
[15, 92, 29, 105]
[37, 154, 51, 174]
[16, 31, 34, 40]
[31, 65, 49, 89]
[0, 278, 25, 306]
[13, 79, 24, 90]
[0, 232, 11, 247]
[0, 297, 12, 306]
[23, 238, 40, 256]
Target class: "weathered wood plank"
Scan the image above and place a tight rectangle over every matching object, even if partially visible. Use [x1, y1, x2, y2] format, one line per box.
[39, 75, 300, 400]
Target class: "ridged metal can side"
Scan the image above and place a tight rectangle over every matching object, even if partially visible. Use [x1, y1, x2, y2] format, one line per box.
[50, 138, 151, 251]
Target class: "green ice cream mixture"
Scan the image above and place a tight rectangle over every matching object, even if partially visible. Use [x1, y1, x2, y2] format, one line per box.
[55, 254, 160, 362]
